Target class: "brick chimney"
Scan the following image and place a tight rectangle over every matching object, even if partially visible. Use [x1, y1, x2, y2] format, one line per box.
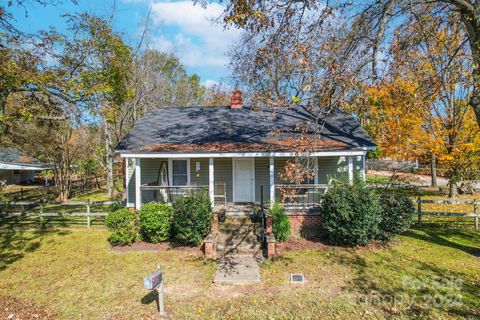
[230, 89, 243, 109]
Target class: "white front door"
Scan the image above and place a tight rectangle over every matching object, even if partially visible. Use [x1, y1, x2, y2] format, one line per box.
[233, 158, 255, 202]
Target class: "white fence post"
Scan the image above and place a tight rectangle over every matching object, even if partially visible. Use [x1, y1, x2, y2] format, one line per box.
[87, 199, 91, 228]
[474, 200, 478, 230]
[39, 200, 44, 227]
[417, 197, 422, 227]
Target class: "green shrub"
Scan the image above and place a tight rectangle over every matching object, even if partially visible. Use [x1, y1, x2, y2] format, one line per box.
[377, 193, 414, 241]
[269, 202, 290, 242]
[139, 203, 173, 243]
[109, 202, 124, 212]
[105, 208, 138, 245]
[172, 190, 213, 246]
[319, 178, 382, 246]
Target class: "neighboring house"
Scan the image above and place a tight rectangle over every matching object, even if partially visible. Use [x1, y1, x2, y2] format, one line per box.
[116, 90, 376, 214]
[0, 147, 50, 185]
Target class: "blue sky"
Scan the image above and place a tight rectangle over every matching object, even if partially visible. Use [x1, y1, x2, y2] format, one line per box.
[8, 0, 240, 86]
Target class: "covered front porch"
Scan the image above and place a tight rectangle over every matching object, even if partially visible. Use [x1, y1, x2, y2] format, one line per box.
[123, 151, 366, 210]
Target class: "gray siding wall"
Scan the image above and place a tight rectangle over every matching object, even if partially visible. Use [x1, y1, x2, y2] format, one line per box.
[317, 156, 364, 183]
[214, 158, 233, 202]
[126, 155, 365, 206]
[127, 158, 167, 206]
[254, 157, 270, 202]
[354, 155, 364, 176]
[274, 157, 290, 184]
[317, 156, 347, 183]
[190, 158, 209, 186]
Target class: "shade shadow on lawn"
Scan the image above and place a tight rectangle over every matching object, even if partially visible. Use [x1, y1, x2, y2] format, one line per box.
[404, 227, 480, 257]
[322, 227, 480, 319]
[0, 225, 71, 270]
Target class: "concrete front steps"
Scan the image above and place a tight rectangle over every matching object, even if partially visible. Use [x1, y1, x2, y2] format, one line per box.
[222, 204, 259, 216]
[216, 225, 262, 257]
[213, 216, 264, 284]
[216, 217, 263, 258]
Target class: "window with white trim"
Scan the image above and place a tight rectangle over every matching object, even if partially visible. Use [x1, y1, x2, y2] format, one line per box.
[172, 160, 188, 185]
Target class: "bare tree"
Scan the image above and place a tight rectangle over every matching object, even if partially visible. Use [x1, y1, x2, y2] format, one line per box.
[216, 0, 480, 127]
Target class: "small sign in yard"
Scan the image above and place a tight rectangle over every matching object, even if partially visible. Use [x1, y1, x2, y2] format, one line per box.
[290, 274, 305, 284]
[144, 266, 165, 316]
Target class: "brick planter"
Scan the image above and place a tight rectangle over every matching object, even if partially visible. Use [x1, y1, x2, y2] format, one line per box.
[266, 214, 273, 233]
[266, 233, 276, 258]
[203, 233, 215, 260]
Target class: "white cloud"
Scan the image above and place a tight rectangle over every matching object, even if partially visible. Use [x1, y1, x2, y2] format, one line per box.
[202, 79, 220, 88]
[149, 1, 241, 68]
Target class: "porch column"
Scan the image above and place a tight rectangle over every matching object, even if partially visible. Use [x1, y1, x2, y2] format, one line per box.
[125, 158, 129, 205]
[209, 157, 214, 206]
[348, 156, 354, 185]
[362, 154, 366, 181]
[135, 158, 141, 210]
[314, 157, 319, 184]
[269, 156, 275, 208]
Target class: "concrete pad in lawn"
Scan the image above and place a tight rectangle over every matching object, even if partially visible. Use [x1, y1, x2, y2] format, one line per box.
[214, 256, 261, 284]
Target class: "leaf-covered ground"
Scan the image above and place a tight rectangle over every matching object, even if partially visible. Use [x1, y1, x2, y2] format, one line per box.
[0, 226, 478, 319]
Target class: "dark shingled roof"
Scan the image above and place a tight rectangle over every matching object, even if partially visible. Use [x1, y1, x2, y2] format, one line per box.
[116, 106, 376, 153]
[0, 147, 45, 165]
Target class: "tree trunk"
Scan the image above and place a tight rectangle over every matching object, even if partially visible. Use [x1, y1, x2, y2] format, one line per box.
[54, 163, 71, 202]
[430, 156, 437, 187]
[105, 124, 114, 198]
[0, 91, 6, 117]
[448, 181, 457, 198]
[471, 84, 480, 127]
[465, 15, 480, 127]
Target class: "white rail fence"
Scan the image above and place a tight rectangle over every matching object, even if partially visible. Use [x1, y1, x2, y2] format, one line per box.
[416, 198, 479, 230]
[0, 201, 120, 227]
[1, 198, 478, 230]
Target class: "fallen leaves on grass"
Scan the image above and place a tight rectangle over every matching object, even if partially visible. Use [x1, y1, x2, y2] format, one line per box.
[0, 296, 55, 320]
[110, 240, 201, 254]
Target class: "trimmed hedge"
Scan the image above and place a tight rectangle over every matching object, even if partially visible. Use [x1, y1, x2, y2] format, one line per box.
[269, 202, 291, 242]
[319, 178, 382, 246]
[105, 208, 138, 245]
[139, 203, 173, 243]
[172, 190, 213, 246]
[377, 193, 414, 241]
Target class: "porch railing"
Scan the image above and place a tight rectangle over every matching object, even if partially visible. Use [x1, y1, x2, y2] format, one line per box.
[140, 183, 226, 205]
[274, 184, 328, 208]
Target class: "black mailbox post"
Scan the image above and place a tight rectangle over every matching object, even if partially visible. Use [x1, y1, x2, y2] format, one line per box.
[144, 268, 165, 316]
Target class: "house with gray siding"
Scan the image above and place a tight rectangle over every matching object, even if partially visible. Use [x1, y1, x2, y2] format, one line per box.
[115, 90, 376, 210]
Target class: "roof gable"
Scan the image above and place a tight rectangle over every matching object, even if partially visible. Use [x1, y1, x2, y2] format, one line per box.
[0, 147, 45, 165]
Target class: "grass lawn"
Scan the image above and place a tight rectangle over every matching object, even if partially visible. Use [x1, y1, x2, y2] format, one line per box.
[0, 226, 478, 319]
[0, 181, 122, 203]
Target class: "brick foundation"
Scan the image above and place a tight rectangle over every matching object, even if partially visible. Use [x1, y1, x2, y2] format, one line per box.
[286, 210, 321, 237]
[211, 214, 218, 234]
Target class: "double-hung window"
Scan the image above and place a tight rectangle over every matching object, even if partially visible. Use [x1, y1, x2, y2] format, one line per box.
[171, 159, 188, 186]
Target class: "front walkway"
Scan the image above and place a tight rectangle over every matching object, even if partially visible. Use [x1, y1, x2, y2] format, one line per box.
[213, 214, 263, 284]
[213, 256, 261, 284]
